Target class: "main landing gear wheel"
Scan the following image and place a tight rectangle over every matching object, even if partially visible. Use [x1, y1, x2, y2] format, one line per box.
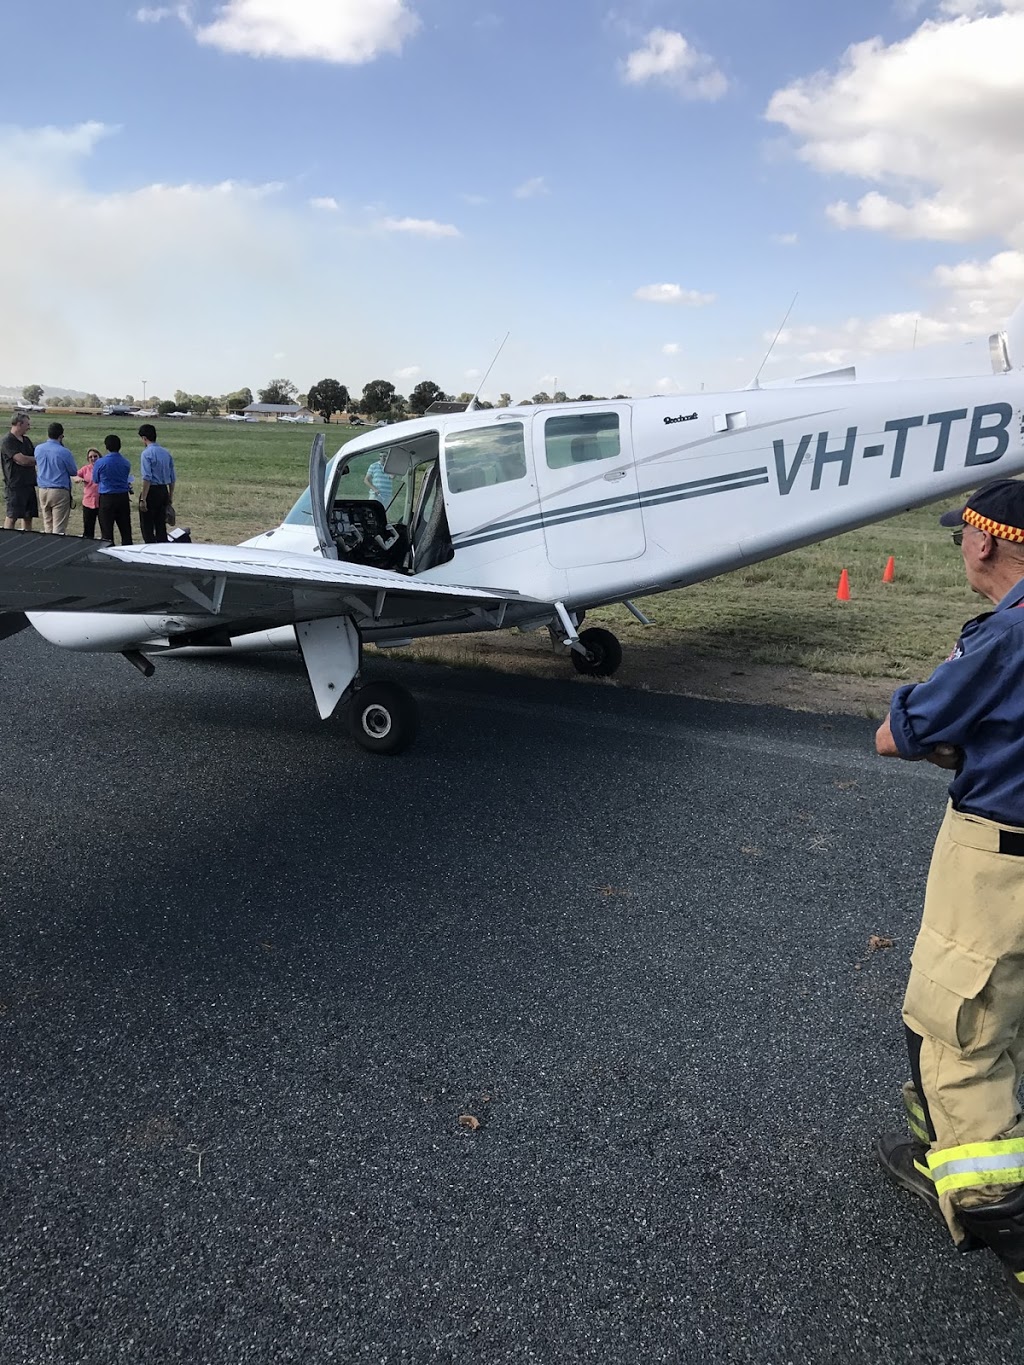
[571, 627, 623, 678]
[348, 681, 418, 755]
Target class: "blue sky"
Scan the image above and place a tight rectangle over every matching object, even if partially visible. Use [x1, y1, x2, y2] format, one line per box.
[1, 0, 1022, 402]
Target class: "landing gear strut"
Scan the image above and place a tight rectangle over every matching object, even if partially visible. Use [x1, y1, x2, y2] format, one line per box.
[551, 602, 624, 679]
[348, 681, 418, 755]
[570, 627, 623, 678]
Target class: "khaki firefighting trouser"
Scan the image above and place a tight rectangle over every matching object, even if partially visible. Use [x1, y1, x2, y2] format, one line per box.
[901, 804, 1024, 1245]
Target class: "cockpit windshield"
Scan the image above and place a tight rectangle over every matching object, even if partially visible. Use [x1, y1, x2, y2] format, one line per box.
[283, 433, 453, 574]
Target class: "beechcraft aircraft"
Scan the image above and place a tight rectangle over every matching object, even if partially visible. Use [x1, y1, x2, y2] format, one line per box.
[2, 303, 1024, 754]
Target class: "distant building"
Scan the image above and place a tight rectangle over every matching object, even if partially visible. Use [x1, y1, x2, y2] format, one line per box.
[242, 403, 314, 423]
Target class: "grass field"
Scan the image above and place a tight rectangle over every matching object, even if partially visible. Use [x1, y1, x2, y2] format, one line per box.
[14, 412, 980, 687]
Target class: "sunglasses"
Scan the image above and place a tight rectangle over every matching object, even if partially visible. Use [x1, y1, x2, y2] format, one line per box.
[951, 528, 964, 547]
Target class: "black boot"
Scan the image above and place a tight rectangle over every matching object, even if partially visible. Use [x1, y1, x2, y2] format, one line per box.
[875, 1135, 985, 1251]
[875, 1134, 942, 1220]
[956, 1186, 1024, 1311]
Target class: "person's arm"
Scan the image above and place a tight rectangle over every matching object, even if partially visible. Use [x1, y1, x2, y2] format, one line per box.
[882, 626, 1015, 765]
[875, 713, 961, 768]
[12, 451, 35, 467]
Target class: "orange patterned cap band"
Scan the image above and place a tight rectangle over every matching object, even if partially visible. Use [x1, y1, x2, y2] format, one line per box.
[963, 506, 1024, 544]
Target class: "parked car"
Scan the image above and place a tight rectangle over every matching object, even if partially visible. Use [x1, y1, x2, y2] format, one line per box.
[347, 415, 364, 425]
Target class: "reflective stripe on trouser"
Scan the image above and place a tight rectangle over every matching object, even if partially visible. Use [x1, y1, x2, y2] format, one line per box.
[927, 1139, 1024, 1197]
[901, 804, 1024, 1245]
[902, 1082, 931, 1145]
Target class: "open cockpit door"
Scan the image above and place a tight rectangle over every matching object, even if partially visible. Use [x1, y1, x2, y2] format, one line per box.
[308, 433, 337, 560]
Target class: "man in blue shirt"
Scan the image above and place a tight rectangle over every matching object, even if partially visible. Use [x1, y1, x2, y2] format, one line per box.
[34, 421, 79, 534]
[364, 458, 393, 505]
[137, 423, 176, 544]
[92, 434, 133, 544]
[874, 479, 1024, 1310]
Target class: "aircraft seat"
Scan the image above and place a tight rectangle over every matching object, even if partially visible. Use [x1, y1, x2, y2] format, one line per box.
[449, 465, 487, 493]
[570, 436, 605, 462]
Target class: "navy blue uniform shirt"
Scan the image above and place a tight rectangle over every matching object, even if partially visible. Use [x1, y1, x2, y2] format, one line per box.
[889, 576, 1024, 825]
[92, 452, 133, 495]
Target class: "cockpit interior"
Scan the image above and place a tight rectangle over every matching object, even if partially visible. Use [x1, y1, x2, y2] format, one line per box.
[285, 431, 454, 574]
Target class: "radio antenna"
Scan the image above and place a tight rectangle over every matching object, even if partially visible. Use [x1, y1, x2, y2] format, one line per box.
[469, 331, 510, 409]
[748, 293, 799, 391]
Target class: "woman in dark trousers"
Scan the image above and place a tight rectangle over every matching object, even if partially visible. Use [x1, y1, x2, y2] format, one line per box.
[74, 448, 101, 538]
[91, 434, 133, 545]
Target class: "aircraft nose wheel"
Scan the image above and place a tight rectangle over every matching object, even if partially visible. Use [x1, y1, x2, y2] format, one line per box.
[348, 681, 418, 755]
[571, 626, 623, 678]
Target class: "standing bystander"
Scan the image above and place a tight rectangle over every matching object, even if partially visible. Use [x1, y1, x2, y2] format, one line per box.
[33, 422, 78, 533]
[74, 448, 102, 538]
[364, 458, 393, 504]
[874, 478, 1024, 1311]
[2, 412, 37, 531]
[92, 435, 133, 544]
[137, 423, 175, 543]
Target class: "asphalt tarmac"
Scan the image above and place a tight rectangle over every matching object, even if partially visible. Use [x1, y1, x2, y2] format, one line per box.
[2, 630, 1022, 1363]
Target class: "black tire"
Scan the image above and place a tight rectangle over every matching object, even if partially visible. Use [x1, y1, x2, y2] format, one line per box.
[348, 681, 418, 755]
[571, 627, 623, 677]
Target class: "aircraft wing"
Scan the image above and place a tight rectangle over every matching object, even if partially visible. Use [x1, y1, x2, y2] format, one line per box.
[0, 530, 546, 640]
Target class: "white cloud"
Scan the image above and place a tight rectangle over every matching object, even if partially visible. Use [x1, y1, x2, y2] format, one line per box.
[622, 28, 728, 101]
[460, 193, 488, 207]
[514, 176, 549, 200]
[634, 283, 715, 306]
[377, 216, 461, 238]
[196, 0, 420, 65]
[136, 4, 193, 23]
[772, 232, 799, 246]
[0, 121, 309, 390]
[394, 365, 420, 379]
[2, 121, 115, 164]
[309, 196, 338, 211]
[767, 249, 1024, 369]
[760, 4, 1024, 369]
[765, 8, 1024, 245]
[661, 342, 680, 355]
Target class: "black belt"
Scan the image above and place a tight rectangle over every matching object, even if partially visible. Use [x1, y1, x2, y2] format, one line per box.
[999, 830, 1024, 857]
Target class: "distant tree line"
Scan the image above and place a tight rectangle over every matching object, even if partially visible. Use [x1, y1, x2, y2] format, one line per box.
[21, 378, 626, 422]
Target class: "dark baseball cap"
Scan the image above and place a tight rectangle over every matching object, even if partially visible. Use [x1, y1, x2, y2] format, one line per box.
[939, 479, 1024, 541]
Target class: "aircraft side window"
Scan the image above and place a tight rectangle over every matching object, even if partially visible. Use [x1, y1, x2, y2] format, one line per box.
[445, 423, 527, 494]
[545, 413, 620, 470]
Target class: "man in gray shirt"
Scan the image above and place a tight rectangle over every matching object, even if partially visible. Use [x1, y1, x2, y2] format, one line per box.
[1, 412, 38, 530]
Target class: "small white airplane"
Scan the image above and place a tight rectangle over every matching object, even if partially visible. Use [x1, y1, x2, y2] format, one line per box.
[2, 303, 1023, 754]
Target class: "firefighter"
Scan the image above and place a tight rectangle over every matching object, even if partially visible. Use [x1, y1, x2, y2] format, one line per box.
[874, 479, 1024, 1309]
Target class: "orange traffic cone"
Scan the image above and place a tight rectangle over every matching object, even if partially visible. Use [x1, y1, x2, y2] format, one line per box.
[836, 569, 851, 601]
[883, 555, 895, 584]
